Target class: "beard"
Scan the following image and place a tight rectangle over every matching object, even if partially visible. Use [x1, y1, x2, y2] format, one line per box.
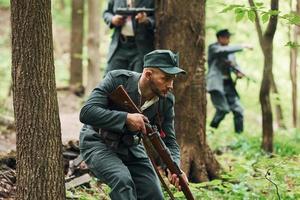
[149, 78, 165, 98]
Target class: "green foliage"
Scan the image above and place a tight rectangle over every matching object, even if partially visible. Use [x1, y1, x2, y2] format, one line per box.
[66, 179, 111, 200]
[0, 0, 9, 8]
[285, 41, 300, 48]
[221, 1, 300, 25]
[71, 129, 300, 199]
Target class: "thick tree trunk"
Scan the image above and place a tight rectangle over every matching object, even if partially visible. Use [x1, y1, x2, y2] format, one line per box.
[70, 0, 84, 94]
[86, 0, 101, 95]
[155, 0, 220, 182]
[11, 0, 65, 199]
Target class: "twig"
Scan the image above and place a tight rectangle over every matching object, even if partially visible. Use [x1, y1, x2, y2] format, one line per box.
[264, 168, 281, 200]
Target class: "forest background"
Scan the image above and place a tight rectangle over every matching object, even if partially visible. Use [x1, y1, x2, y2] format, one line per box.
[0, 0, 299, 199]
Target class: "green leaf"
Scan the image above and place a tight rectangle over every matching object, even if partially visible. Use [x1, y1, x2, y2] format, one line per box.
[268, 10, 280, 16]
[220, 4, 244, 13]
[247, 10, 256, 22]
[285, 41, 300, 48]
[255, 2, 264, 7]
[210, 179, 223, 185]
[261, 13, 269, 23]
[235, 8, 245, 22]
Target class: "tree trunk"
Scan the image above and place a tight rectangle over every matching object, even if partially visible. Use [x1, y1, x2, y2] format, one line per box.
[260, 44, 274, 152]
[70, 0, 84, 95]
[155, 0, 220, 182]
[86, 0, 101, 95]
[249, 0, 278, 153]
[59, 0, 65, 10]
[289, 0, 299, 128]
[11, 0, 65, 199]
[270, 74, 286, 129]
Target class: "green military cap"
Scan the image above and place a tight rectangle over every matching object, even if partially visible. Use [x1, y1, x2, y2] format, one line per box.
[143, 49, 186, 75]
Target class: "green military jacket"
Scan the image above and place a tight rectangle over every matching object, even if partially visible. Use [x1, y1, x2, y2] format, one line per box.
[79, 70, 180, 165]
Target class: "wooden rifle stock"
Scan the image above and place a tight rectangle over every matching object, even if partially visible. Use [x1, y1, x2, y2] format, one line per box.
[109, 85, 195, 200]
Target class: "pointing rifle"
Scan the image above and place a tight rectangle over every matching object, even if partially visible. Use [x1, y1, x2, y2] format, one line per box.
[115, 7, 155, 16]
[224, 60, 256, 84]
[108, 85, 195, 200]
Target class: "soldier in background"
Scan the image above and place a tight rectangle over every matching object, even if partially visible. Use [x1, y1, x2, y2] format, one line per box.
[206, 29, 252, 133]
[103, 0, 155, 74]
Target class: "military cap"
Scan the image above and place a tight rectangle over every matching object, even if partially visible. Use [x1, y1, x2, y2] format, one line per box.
[216, 29, 232, 37]
[143, 49, 186, 75]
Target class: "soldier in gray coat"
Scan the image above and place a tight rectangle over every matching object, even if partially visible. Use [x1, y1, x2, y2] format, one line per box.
[103, 0, 155, 74]
[79, 50, 187, 200]
[206, 29, 252, 133]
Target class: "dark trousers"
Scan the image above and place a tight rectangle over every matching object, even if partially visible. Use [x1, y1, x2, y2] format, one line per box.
[105, 38, 144, 75]
[209, 81, 244, 133]
[80, 128, 164, 200]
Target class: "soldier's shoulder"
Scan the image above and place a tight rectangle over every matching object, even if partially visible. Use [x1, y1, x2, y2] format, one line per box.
[109, 70, 140, 78]
[209, 42, 219, 48]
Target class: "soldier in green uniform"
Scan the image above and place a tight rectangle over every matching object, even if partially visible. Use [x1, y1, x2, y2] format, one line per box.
[103, 0, 155, 74]
[79, 50, 187, 199]
[207, 29, 252, 133]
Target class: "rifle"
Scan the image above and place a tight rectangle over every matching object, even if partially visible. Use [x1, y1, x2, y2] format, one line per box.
[115, 7, 155, 16]
[108, 85, 195, 200]
[224, 60, 256, 83]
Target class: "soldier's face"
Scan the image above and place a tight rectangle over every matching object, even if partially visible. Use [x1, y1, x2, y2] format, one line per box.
[149, 69, 175, 97]
[218, 36, 230, 45]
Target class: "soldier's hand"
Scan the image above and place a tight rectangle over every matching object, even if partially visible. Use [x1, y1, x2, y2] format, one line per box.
[167, 169, 189, 191]
[112, 15, 126, 26]
[236, 72, 244, 79]
[242, 44, 253, 50]
[135, 12, 148, 24]
[126, 113, 149, 134]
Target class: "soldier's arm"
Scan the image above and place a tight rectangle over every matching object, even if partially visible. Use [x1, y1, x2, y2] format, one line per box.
[79, 72, 127, 133]
[103, 0, 116, 29]
[211, 44, 243, 57]
[161, 93, 180, 166]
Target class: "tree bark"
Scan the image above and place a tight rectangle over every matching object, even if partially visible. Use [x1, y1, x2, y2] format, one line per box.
[10, 0, 65, 199]
[70, 0, 84, 94]
[249, 0, 278, 153]
[86, 0, 101, 95]
[270, 75, 286, 129]
[155, 0, 220, 182]
[289, 0, 299, 128]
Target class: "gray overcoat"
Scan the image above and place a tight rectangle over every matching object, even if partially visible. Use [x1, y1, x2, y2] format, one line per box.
[206, 42, 244, 93]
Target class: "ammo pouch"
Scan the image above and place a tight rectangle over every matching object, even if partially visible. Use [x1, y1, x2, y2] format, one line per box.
[99, 130, 122, 150]
[98, 129, 142, 149]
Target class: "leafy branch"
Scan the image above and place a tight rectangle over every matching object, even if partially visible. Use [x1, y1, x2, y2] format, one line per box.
[220, 2, 300, 25]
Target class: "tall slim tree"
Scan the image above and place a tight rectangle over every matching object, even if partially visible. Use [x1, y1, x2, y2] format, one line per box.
[248, 0, 279, 152]
[86, 0, 101, 95]
[289, 0, 299, 128]
[155, 0, 220, 181]
[70, 0, 84, 95]
[11, 0, 65, 199]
